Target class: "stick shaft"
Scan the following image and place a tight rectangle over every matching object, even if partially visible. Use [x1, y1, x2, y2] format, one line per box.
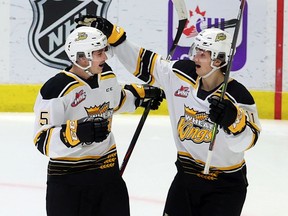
[119, 101, 151, 176]
[203, 0, 246, 174]
[120, 0, 188, 176]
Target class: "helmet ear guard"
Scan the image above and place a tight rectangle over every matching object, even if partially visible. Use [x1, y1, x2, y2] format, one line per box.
[216, 52, 226, 62]
[76, 52, 86, 59]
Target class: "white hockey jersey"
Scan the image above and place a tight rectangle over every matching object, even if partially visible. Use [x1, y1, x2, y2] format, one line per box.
[113, 40, 261, 181]
[33, 63, 136, 175]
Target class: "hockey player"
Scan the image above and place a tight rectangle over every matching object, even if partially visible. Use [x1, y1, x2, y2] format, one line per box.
[75, 16, 262, 216]
[33, 26, 164, 216]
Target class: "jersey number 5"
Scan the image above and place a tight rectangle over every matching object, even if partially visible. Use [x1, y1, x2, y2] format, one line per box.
[40, 111, 49, 125]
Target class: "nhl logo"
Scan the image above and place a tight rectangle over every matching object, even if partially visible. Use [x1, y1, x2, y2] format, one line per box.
[28, 0, 111, 69]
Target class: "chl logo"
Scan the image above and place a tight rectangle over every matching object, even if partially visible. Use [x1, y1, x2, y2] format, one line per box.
[168, 0, 248, 71]
[28, 0, 111, 69]
[174, 86, 190, 98]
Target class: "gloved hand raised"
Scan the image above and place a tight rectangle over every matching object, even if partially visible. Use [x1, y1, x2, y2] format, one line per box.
[208, 95, 246, 135]
[124, 84, 165, 110]
[75, 15, 126, 47]
[60, 117, 110, 147]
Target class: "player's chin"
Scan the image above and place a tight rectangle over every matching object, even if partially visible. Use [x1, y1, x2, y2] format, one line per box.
[99, 62, 105, 69]
[94, 63, 105, 74]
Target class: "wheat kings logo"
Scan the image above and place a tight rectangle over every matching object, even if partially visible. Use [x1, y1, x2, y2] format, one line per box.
[177, 106, 215, 144]
[28, 0, 111, 69]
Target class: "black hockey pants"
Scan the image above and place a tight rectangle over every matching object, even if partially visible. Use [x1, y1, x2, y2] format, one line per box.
[163, 161, 247, 216]
[46, 167, 130, 216]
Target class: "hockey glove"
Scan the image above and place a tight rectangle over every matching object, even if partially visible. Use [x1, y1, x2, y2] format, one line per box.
[124, 84, 165, 110]
[208, 95, 246, 135]
[75, 15, 126, 47]
[60, 117, 110, 147]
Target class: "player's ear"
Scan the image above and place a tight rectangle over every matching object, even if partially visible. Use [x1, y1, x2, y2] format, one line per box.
[76, 52, 88, 64]
[213, 59, 222, 67]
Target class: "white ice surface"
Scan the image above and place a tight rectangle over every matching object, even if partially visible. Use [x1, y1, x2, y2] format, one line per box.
[0, 113, 287, 216]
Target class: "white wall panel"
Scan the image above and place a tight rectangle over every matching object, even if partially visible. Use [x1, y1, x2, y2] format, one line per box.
[0, 0, 285, 91]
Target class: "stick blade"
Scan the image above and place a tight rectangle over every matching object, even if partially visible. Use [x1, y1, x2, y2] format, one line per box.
[172, 0, 188, 20]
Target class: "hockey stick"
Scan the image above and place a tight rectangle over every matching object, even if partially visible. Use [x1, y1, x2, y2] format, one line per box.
[167, 0, 188, 60]
[119, 100, 152, 176]
[203, 0, 246, 174]
[120, 0, 188, 176]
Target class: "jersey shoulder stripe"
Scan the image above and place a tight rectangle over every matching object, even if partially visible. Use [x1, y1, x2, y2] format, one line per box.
[40, 71, 84, 99]
[172, 60, 198, 87]
[226, 79, 255, 105]
[101, 63, 116, 80]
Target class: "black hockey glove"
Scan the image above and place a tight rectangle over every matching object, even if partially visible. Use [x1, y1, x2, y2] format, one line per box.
[208, 95, 246, 135]
[140, 97, 164, 110]
[75, 15, 126, 47]
[60, 117, 110, 147]
[124, 84, 165, 110]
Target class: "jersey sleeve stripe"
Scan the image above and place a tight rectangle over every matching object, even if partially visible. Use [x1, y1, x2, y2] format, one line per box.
[244, 121, 260, 150]
[133, 48, 157, 84]
[114, 89, 127, 112]
[34, 127, 54, 156]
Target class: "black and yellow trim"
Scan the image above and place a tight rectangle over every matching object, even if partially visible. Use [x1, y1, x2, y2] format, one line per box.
[61, 72, 86, 97]
[39, 71, 85, 100]
[34, 127, 54, 156]
[108, 25, 126, 46]
[48, 144, 118, 175]
[133, 48, 157, 84]
[178, 151, 246, 175]
[114, 89, 127, 112]
[100, 71, 116, 80]
[172, 60, 198, 88]
[174, 70, 197, 88]
[244, 121, 260, 151]
[63, 120, 81, 147]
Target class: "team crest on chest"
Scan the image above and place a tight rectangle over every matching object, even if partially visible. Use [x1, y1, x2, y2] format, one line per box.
[85, 102, 113, 119]
[177, 106, 217, 144]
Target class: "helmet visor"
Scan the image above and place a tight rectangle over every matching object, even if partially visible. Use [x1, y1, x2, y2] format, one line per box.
[188, 43, 209, 60]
